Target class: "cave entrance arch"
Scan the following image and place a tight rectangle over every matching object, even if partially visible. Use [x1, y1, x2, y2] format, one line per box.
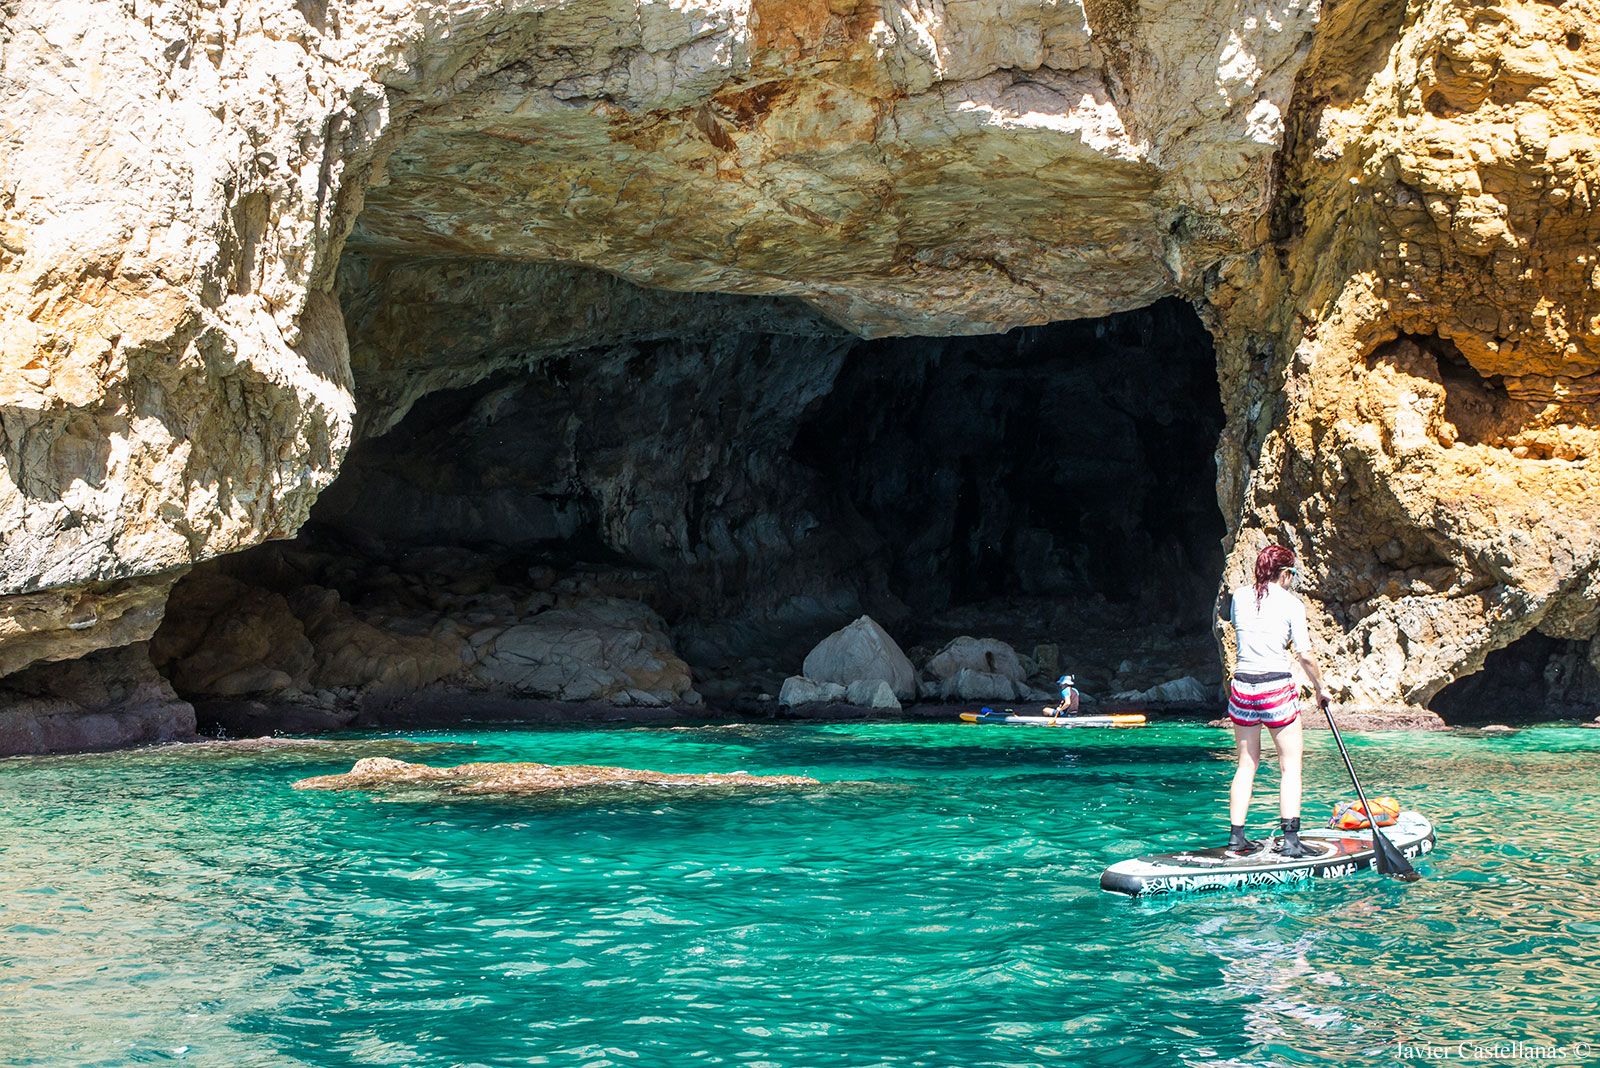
[152, 270, 1227, 724]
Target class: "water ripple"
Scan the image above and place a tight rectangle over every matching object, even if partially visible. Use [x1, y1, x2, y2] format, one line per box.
[4, 723, 1600, 1065]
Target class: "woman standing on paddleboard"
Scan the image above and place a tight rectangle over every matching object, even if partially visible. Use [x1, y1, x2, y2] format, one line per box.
[1224, 545, 1328, 858]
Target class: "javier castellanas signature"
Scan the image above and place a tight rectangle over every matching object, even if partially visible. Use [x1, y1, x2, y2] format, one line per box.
[1395, 1038, 1595, 1061]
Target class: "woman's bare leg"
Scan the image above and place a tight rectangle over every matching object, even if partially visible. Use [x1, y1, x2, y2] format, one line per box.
[1229, 724, 1262, 826]
[1269, 717, 1304, 820]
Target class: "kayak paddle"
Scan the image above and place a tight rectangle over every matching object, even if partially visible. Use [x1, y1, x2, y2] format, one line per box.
[1320, 698, 1421, 882]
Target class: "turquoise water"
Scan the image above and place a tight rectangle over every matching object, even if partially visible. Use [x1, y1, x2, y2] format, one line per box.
[5, 722, 1600, 1067]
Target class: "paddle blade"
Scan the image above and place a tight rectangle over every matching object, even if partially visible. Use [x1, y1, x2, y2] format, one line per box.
[1372, 827, 1421, 881]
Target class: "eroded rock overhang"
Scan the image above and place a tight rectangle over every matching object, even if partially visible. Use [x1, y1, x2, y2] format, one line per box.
[0, 0, 1317, 681]
[346, 0, 1318, 336]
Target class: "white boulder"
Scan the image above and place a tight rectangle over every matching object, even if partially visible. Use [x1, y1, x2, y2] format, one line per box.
[801, 616, 916, 700]
[925, 637, 1027, 686]
[779, 676, 848, 707]
[1111, 675, 1212, 704]
[846, 679, 901, 710]
[940, 667, 1019, 702]
[473, 598, 696, 705]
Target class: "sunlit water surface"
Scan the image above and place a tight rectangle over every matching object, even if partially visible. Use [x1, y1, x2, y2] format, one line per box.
[5, 722, 1600, 1067]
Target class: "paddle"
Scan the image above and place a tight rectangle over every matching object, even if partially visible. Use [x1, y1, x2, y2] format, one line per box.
[1320, 697, 1421, 881]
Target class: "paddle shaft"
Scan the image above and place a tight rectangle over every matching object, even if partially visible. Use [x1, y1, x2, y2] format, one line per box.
[1320, 699, 1419, 880]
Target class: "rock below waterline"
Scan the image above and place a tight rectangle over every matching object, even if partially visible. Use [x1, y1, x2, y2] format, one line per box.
[293, 756, 820, 797]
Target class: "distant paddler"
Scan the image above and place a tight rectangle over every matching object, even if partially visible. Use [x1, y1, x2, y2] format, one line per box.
[1223, 545, 1329, 858]
[1043, 674, 1080, 719]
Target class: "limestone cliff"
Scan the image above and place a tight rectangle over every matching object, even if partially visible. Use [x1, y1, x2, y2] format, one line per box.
[1208, 0, 1600, 709]
[0, 0, 1596, 750]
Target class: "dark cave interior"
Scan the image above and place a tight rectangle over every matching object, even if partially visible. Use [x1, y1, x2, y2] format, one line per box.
[151, 295, 1237, 719]
[146, 285, 1588, 723]
[313, 299, 1225, 684]
[1431, 632, 1600, 724]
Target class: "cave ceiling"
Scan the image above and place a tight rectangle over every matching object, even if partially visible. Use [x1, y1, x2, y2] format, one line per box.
[345, 0, 1319, 337]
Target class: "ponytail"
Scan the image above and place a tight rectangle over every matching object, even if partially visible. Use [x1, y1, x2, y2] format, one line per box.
[1253, 544, 1296, 608]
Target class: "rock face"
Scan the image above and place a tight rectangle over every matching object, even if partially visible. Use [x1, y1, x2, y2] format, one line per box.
[940, 668, 1024, 703]
[845, 679, 901, 710]
[1111, 675, 1212, 705]
[778, 676, 848, 708]
[922, 636, 1048, 701]
[344, 0, 1317, 336]
[147, 544, 698, 723]
[926, 637, 1027, 687]
[312, 303, 1223, 691]
[0, 0, 1315, 683]
[3, 0, 1598, 749]
[473, 601, 696, 706]
[293, 756, 820, 797]
[1207, 0, 1600, 713]
[0, 644, 195, 756]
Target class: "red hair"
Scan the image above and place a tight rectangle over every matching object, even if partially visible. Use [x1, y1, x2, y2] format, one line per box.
[1254, 545, 1296, 607]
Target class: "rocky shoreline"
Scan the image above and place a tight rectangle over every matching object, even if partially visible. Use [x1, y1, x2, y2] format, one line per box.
[6, 0, 1600, 757]
[3, 582, 1584, 756]
[2, 575, 1584, 756]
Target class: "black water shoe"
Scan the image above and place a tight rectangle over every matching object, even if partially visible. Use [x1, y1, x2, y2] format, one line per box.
[1277, 817, 1315, 858]
[1225, 824, 1261, 856]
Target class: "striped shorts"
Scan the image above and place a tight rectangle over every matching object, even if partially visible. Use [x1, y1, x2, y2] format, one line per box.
[1227, 671, 1300, 728]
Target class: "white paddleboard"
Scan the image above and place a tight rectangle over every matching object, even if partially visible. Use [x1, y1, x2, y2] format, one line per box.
[1100, 811, 1436, 896]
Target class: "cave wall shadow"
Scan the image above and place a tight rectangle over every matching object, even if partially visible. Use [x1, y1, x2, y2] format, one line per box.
[155, 286, 1232, 706]
[1430, 632, 1600, 725]
[310, 295, 1228, 648]
[791, 297, 1226, 639]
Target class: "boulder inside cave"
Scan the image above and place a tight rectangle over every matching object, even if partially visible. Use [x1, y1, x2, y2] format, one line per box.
[151, 285, 1227, 728]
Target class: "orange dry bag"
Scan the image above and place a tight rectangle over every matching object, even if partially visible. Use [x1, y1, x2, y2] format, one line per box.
[1331, 796, 1400, 829]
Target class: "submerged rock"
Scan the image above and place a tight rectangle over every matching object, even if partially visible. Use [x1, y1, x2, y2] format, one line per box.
[801, 616, 916, 700]
[294, 757, 819, 797]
